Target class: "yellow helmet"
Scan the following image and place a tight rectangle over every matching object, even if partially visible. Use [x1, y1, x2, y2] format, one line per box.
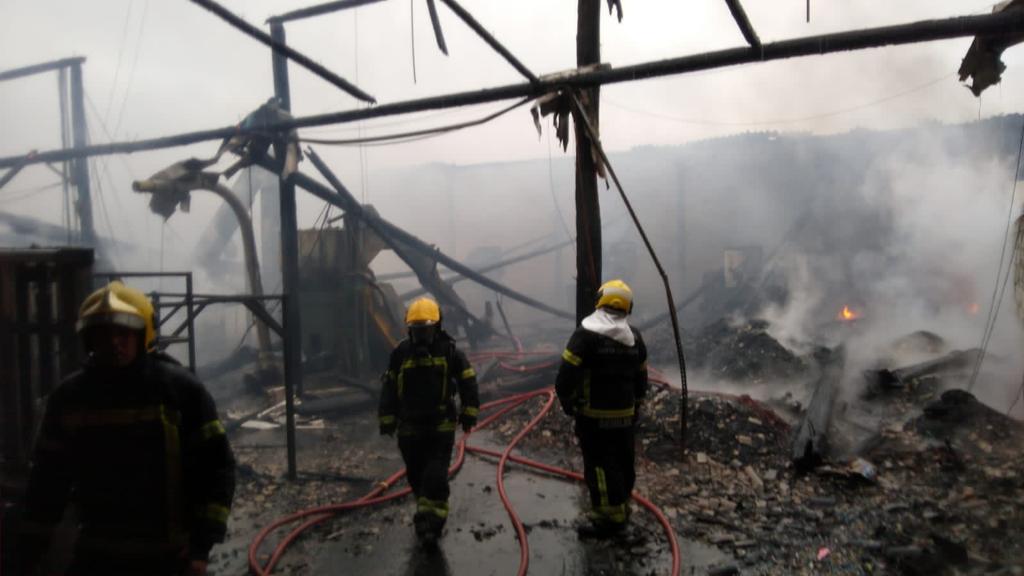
[77, 281, 157, 350]
[405, 297, 441, 326]
[596, 279, 633, 314]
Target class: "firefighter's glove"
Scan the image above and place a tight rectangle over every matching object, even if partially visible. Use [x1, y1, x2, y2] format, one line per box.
[380, 421, 397, 437]
[458, 413, 477, 433]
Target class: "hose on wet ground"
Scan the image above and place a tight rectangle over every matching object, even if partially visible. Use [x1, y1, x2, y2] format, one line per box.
[247, 354, 682, 576]
[248, 387, 549, 575]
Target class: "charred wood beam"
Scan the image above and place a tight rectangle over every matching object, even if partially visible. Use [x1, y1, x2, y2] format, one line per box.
[570, 90, 690, 451]
[865, 348, 982, 391]
[397, 236, 575, 299]
[437, 0, 539, 83]
[267, 0, 387, 24]
[793, 347, 845, 470]
[724, 0, 761, 48]
[189, 0, 375, 103]
[0, 57, 85, 83]
[5, 9, 1024, 169]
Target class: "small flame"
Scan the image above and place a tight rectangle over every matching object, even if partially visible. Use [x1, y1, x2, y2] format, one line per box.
[967, 302, 980, 315]
[838, 305, 860, 321]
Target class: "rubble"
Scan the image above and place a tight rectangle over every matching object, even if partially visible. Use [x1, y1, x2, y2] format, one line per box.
[863, 349, 981, 399]
[648, 318, 809, 383]
[206, 329, 1024, 575]
[792, 347, 844, 470]
[486, 374, 1024, 575]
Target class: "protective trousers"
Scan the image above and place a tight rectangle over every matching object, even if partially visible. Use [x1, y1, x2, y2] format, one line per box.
[576, 418, 636, 527]
[398, 430, 455, 534]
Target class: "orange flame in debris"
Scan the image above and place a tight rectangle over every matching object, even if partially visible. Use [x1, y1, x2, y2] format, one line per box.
[838, 305, 860, 321]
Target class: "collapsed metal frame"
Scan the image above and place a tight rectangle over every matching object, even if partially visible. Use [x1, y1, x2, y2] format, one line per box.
[2, 8, 1021, 169]
[0, 57, 94, 246]
[1, 2, 1020, 475]
[92, 271, 200, 373]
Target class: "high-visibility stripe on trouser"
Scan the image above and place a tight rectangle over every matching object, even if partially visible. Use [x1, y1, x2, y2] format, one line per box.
[589, 503, 628, 524]
[595, 466, 610, 508]
[416, 497, 449, 519]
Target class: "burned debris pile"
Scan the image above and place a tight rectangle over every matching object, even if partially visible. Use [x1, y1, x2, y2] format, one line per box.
[485, 363, 1024, 575]
[647, 318, 807, 383]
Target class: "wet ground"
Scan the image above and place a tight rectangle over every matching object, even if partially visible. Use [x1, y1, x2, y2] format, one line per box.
[312, 431, 728, 575]
[214, 409, 731, 576]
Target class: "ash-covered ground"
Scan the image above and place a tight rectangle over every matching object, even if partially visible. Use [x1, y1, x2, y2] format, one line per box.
[209, 320, 1024, 576]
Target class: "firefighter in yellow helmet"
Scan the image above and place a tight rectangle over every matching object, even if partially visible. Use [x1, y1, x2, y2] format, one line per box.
[19, 282, 235, 575]
[378, 297, 479, 548]
[556, 279, 648, 538]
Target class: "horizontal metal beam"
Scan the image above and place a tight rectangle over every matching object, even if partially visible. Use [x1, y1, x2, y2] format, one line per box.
[0, 57, 85, 83]
[189, 0, 375, 103]
[267, 0, 387, 24]
[399, 235, 574, 299]
[2, 9, 1022, 170]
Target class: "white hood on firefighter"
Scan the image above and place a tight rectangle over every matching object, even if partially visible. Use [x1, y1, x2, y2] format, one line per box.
[581, 308, 635, 347]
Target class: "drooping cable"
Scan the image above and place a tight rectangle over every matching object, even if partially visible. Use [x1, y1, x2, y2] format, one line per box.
[569, 91, 689, 451]
[968, 117, 1024, 392]
[300, 97, 531, 146]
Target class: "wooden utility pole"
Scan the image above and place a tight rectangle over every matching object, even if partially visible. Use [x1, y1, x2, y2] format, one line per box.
[574, 0, 602, 323]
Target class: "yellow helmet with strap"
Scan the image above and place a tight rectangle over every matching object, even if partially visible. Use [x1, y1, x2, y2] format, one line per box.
[77, 281, 157, 350]
[405, 297, 441, 326]
[595, 279, 633, 314]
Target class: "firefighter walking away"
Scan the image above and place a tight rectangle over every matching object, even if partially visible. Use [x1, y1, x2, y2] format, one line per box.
[556, 279, 648, 539]
[378, 297, 480, 548]
[18, 281, 235, 575]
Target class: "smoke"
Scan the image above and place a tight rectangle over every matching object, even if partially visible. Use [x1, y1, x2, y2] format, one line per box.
[756, 120, 1024, 415]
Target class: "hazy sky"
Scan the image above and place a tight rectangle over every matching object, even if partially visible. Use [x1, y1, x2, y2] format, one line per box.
[1, 0, 1022, 252]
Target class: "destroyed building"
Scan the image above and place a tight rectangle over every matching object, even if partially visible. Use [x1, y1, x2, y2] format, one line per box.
[2, 2, 1024, 575]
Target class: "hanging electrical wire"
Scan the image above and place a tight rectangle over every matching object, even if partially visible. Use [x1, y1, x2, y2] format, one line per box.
[967, 117, 1024, 392]
[410, 0, 418, 83]
[568, 91, 689, 450]
[103, 1, 135, 125]
[547, 129, 576, 247]
[112, 0, 150, 138]
[603, 72, 955, 128]
[300, 97, 531, 146]
[1, 182, 64, 203]
[89, 160, 123, 269]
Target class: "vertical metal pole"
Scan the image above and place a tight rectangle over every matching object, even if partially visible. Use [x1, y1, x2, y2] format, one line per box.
[15, 267, 32, 464]
[58, 68, 73, 242]
[151, 291, 162, 347]
[69, 62, 96, 248]
[574, 0, 602, 323]
[36, 271, 55, 397]
[185, 273, 197, 374]
[271, 21, 300, 481]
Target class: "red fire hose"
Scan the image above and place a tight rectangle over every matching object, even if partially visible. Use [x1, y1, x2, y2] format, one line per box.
[247, 356, 682, 576]
[248, 388, 549, 575]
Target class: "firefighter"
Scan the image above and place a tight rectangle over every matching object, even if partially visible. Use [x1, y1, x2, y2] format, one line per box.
[556, 279, 648, 538]
[19, 281, 235, 576]
[378, 297, 479, 547]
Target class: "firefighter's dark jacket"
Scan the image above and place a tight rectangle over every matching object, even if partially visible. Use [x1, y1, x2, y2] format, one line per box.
[379, 332, 480, 433]
[556, 325, 648, 421]
[23, 353, 236, 562]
